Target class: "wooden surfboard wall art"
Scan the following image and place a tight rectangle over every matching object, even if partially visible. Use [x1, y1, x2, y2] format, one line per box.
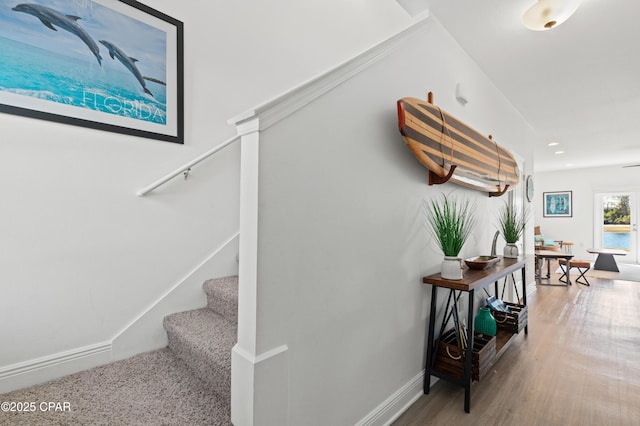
[397, 92, 519, 197]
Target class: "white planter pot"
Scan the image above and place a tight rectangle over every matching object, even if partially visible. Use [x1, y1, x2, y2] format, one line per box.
[504, 243, 519, 258]
[441, 256, 463, 280]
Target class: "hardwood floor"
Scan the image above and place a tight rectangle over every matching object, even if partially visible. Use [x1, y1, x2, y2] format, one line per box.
[393, 272, 640, 426]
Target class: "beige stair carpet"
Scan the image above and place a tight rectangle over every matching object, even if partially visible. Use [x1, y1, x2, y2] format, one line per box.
[0, 275, 238, 426]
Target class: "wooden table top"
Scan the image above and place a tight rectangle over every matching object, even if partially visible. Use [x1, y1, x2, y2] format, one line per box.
[423, 256, 530, 291]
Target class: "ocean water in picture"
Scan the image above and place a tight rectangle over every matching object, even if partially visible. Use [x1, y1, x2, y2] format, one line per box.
[0, 36, 166, 124]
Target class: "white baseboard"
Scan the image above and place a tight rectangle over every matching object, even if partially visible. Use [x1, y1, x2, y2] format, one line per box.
[356, 371, 425, 426]
[0, 342, 112, 394]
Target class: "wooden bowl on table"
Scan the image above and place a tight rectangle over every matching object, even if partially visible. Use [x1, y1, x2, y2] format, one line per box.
[464, 256, 500, 270]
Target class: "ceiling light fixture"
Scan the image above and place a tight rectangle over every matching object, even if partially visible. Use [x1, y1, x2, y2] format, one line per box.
[547, 142, 559, 146]
[522, 0, 582, 31]
[555, 150, 565, 154]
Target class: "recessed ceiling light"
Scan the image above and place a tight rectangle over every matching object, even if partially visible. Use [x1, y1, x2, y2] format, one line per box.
[555, 150, 565, 154]
[548, 142, 559, 146]
[566, 163, 573, 167]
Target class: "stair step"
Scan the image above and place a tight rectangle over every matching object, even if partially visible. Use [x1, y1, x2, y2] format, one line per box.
[164, 308, 236, 397]
[203, 275, 238, 324]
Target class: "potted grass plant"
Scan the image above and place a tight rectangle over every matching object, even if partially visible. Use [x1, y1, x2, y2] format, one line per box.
[498, 202, 528, 258]
[425, 194, 476, 280]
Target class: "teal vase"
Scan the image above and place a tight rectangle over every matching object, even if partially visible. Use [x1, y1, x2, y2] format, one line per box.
[474, 307, 497, 336]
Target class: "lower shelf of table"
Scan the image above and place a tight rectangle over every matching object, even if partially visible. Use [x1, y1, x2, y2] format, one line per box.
[431, 328, 521, 384]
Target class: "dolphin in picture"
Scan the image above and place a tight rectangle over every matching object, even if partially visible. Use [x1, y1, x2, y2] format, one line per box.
[12, 3, 102, 66]
[99, 40, 153, 98]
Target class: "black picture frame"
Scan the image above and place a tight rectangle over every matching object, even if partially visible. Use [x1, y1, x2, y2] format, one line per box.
[0, 0, 184, 144]
[543, 191, 572, 217]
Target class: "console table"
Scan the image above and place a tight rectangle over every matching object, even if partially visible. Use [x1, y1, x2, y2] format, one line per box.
[422, 256, 529, 413]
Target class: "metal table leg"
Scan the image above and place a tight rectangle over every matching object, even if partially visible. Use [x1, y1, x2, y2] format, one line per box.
[424, 285, 438, 394]
[464, 289, 475, 413]
[521, 264, 528, 335]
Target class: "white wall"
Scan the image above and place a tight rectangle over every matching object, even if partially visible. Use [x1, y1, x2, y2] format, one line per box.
[242, 16, 537, 425]
[535, 164, 640, 262]
[0, 0, 416, 388]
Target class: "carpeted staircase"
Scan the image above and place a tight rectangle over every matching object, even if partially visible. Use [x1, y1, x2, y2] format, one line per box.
[164, 275, 238, 400]
[0, 275, 238, 426]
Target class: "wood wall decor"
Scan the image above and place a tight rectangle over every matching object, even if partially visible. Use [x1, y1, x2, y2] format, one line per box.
[397, 92, 519, 196]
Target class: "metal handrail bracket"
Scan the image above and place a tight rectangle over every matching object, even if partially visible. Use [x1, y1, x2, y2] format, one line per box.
[136, 134, 241, 196]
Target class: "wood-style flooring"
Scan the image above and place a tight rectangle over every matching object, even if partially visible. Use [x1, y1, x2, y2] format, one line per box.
[393, 269, 640, 426]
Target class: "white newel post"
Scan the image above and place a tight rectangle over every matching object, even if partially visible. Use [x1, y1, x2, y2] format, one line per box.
[231, 117, 290, 426]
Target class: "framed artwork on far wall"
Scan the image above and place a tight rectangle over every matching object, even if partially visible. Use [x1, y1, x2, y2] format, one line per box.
[543, 191, 572, 217]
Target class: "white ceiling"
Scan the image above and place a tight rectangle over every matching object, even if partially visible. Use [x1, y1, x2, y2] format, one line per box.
[421, 0, 640, 172]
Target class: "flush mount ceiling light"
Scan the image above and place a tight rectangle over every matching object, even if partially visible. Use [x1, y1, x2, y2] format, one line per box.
[522, 0, 582, 31]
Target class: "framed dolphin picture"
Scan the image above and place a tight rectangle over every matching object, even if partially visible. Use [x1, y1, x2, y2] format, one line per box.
[0, 0, 184, 143]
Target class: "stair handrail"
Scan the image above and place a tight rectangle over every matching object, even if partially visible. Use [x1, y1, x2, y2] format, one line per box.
[137, 134, 241, 196]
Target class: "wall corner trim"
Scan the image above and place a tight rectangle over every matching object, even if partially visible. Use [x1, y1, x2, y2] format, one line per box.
[227, 14, 430, 132]
[231, 344, 290, 426]
[233, 344, 289, 365]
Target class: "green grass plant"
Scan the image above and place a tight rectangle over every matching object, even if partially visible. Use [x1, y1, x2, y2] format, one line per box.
[498, 202, 528, 244]
[425, 194, 476, 257]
